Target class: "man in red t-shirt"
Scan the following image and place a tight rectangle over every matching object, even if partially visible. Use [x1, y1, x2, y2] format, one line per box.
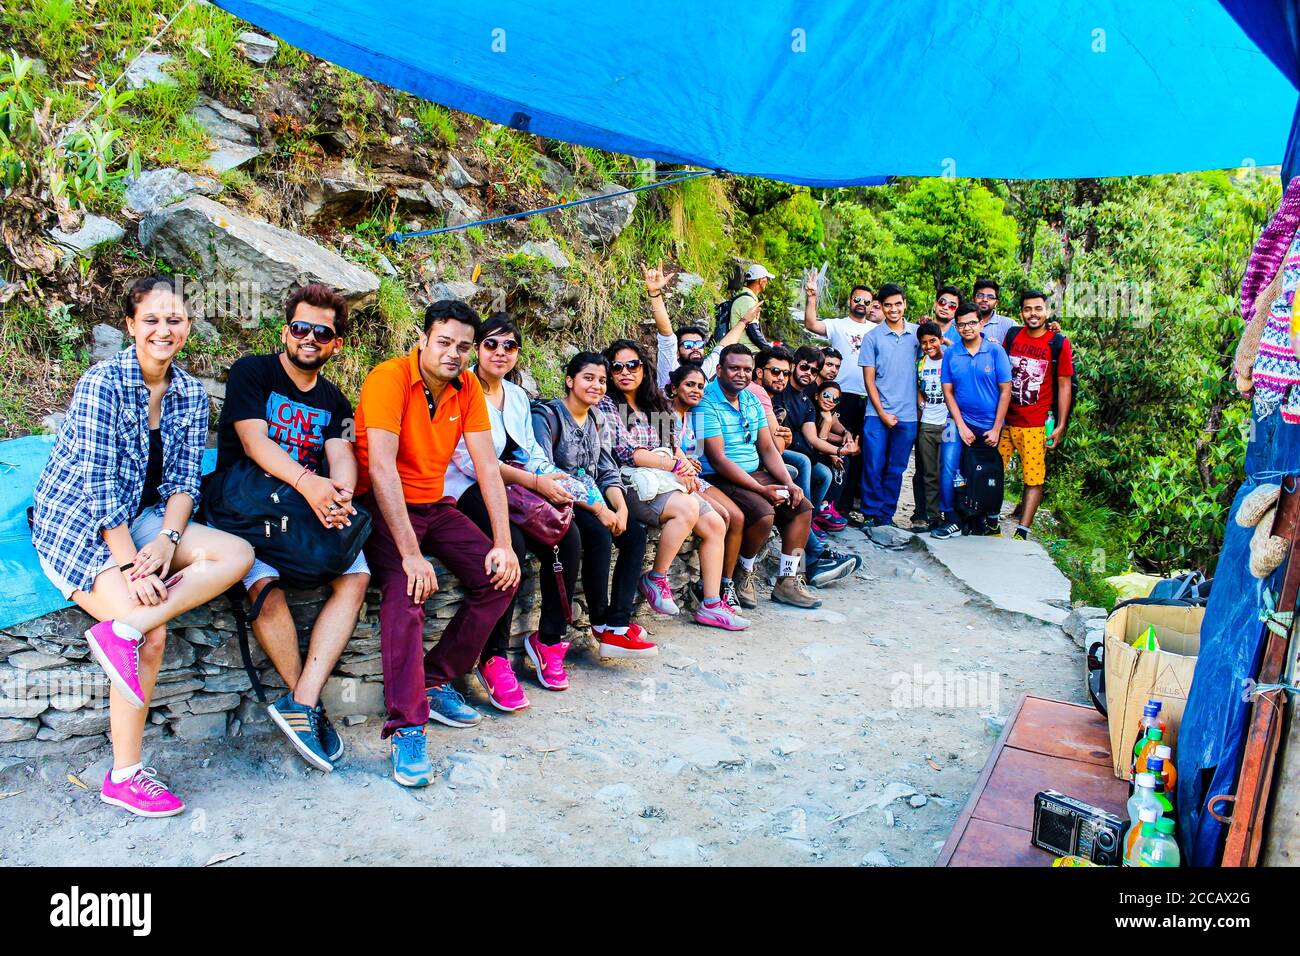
[999, 290, 1074, 539]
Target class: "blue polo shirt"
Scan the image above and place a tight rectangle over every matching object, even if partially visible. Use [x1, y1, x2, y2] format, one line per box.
[695, 378, 764, 474]
[941, 337, 1011, 431]
[859, 320, 921, 422]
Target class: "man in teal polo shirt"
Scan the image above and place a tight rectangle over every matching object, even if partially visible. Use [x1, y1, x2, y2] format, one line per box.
[935, 302, 1012, 538]
[696, 344, 820, 610]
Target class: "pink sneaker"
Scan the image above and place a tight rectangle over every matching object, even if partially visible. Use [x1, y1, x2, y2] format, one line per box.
[638, 572, 680, 615]
[524, 633, 570, 690]
[100, 767, 185, 817]
[85, 620, 145, 709]
[694, 600, 750, 631]
[476, 656, 530, 712]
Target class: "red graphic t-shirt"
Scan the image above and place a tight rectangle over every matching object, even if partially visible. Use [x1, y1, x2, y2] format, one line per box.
[1005, 330, 1074, 428]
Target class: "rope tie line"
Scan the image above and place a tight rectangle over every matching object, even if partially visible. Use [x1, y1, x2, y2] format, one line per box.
[384, 169, 717, 243]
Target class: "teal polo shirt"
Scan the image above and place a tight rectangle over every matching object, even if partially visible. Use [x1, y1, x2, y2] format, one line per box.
[695, 378, 764, 474]
[940, 337, 1012, 431]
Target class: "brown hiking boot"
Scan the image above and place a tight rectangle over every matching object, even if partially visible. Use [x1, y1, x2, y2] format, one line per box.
[732, 565, 760, 608]
[772, 573, 822, 609]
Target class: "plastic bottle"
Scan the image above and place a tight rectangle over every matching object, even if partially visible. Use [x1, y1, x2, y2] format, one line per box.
[1124, 806, 1159, 866]
[1126, 772, 1165, 853]
[1153, 743, 1177, 792]
[1138, 817, 1181, 867]
[1134, 727, 1164, 778]
[1145, 755, 1174, 814]
[1045, 411, 1056, 448]
[1130, 702, 1164, 777]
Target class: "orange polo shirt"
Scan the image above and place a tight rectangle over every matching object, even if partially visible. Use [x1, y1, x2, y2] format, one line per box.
[354, 347, 491, 503]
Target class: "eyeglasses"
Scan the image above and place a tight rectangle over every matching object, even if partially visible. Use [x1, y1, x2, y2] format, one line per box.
[481, 337, 520, 353]
[851, 295, 871, 305]
[288, 320, 338, 344]
[611, 359, 643, 373]
[956, 320, 980, 329]
[973, 292, 997, 301]
[797, 361, 820, 373]
[679, 339, 705, 350]
[764, 367, 790, 378]
[937, 298, 959, 309]
[819, 391, 840, 404]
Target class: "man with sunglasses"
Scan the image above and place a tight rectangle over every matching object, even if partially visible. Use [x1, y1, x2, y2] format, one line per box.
[644, 260, 757, 389]
[212, 284, 369, 772]
[803, 272, 874, 523]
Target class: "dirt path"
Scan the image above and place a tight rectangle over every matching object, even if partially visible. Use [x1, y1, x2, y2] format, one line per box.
[0, 521, 1085, 867]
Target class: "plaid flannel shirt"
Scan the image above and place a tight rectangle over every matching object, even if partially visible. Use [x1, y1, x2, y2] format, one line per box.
[597, 396, 679, 465]
[31, 347, 209, 593]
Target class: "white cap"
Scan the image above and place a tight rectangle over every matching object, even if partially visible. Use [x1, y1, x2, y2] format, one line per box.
[1139, 807, 1158, 822]
[1135, 773, 1156, 789]
[1155, 745, 1172, 759]
[744, 263, 773, 282]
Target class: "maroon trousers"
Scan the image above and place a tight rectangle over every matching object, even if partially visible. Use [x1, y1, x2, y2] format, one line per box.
[363, 496, 517, 737]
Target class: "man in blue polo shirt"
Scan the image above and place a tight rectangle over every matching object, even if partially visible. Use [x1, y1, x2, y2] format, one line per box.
[696, 344, 820, 610]
[934, 301, 1012, 539]
[858, 283, 921, 529]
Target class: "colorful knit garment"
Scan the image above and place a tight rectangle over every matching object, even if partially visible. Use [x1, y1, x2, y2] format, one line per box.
[1242, 176, 1300, 328]
[1252, 230, 1300, 423]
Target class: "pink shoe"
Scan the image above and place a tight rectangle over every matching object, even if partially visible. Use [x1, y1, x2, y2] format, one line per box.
[100, 767, 185, 817]
[476, 656, 530, 712]
[524, 633, 570, 690]
[638, 572, 680, 615]
[85, 620, 145, 709]
[694, 600, 750, 631]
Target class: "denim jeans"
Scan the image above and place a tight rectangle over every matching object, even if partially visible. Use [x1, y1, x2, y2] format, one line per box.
[861, 416, 919, 523]
[783, 449, 832, 511]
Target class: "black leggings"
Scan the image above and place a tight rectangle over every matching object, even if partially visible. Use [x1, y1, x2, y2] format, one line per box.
[456, 483, 581, 657]
[836, 392, 866, 513]
[571, 506, 647, 629]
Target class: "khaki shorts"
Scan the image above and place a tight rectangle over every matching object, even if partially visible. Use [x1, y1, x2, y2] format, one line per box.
[998, 425, 1047, 487]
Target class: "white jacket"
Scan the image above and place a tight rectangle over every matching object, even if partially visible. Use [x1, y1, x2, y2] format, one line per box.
[445, 375, 559, 501]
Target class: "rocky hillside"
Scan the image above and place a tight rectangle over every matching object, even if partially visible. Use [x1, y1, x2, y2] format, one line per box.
[0, 0, 777, 436]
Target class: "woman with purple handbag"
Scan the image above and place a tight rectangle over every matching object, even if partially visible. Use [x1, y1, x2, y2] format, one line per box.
[445, 315, 581, 710]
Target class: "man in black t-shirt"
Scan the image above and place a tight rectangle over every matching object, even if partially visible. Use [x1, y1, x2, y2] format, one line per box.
[211, 284, 368, 773]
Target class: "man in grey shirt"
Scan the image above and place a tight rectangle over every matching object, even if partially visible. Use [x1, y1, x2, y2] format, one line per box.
[972, 277, 1016, 345]
[858, 283, 921, 528]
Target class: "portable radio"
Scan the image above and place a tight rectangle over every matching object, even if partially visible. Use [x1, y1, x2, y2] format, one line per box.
[1032, 790, 1125, 865]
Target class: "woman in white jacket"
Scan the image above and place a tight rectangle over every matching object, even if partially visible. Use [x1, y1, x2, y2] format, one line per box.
[446, 315, 581, 709]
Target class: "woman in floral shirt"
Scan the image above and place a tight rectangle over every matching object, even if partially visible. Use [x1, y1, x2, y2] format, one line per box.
[600, 339, 746, 631]
[31, 276, 254, 817]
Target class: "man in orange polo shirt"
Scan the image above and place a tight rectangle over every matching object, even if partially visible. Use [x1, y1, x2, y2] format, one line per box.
[355, 300, 520, 787]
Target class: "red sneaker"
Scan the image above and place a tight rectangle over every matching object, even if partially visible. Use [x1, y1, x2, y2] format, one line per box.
[594, 624, 658, 659]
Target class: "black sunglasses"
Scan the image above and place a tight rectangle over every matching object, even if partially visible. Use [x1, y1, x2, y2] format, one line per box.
[797, 361, 820, 372]
[481, 337, 520, 353]
[764, 367, 791, 378]
[611, 359, 643, 373]
[288, 320, 338, 344]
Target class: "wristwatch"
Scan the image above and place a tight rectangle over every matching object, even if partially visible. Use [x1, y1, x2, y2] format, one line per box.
[159, 529, 181, 546]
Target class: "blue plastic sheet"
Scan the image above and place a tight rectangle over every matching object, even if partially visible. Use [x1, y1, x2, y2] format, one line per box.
[211, 0, 1297, 184]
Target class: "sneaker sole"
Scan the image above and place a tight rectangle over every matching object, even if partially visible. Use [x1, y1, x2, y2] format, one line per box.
[524, 640, 569, 691]
[391, 766, 433, 787]
[267, 705, 334, 773]
[100, 793, 185, 817]
[811, 564, 856, 587]
[85, 630, 145, 710]
[638, 579, 679, 616]
[771, 593, 822, 609]
[693, 612, 748, 631]
[474, 667, 530, 712]
[426, 707, 482, 728]
[598, 643, 660, 659]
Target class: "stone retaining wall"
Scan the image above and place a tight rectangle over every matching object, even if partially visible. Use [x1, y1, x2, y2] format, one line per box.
[0, 538, 700, 758]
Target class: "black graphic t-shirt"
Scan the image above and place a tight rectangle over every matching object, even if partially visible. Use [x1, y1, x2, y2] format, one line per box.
[215, 353, 352, 475]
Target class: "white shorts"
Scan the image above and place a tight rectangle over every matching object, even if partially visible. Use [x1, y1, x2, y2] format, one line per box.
[242, 550, 370, 590]
[38, 510, 165, 600]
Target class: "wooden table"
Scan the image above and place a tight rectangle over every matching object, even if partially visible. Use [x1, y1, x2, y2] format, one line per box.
[939, 695, 1131, 866]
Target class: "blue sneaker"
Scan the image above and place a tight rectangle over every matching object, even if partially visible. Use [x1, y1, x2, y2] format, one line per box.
[316, 704, 343, 763]
[267, 692, 332, 773]
[425, 683, 482, 728]
[390, 726, 433, 787]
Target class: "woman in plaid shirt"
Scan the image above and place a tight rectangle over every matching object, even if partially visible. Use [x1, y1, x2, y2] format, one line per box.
[600, 339, 746, 631]
[31, 276, 254, 818]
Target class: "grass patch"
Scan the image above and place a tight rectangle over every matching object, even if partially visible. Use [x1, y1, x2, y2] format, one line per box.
[1025, 480, 1127, 609]
[415, 101, 457, 147]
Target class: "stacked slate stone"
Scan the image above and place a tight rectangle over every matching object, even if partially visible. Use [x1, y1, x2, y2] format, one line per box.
[1, 534, 699, 757]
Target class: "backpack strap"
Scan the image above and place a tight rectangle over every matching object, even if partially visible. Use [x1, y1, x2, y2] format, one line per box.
[226, 581, 280, 704]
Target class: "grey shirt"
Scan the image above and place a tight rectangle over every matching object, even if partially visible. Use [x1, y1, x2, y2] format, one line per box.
[531, 398, 620, 491]
[859, 320, 921, 422]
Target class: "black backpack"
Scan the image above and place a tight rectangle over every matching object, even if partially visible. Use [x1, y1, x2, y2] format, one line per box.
[1002, 327, 1074, 425]
[711, 293, 772, 350]
[955, 439, 1004, 530]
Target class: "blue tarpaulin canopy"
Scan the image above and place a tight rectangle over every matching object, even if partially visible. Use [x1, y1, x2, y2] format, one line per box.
[213, 0, 1300, 184]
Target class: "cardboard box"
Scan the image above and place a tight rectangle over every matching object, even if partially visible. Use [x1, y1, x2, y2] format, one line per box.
[1103, 602, 1203, 781]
